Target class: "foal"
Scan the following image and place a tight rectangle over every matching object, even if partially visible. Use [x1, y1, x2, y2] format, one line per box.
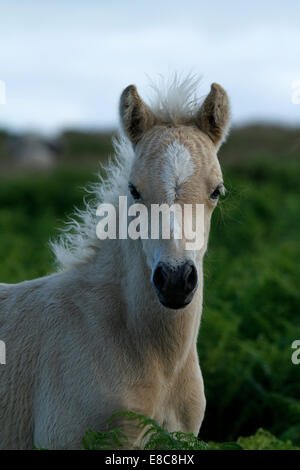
[0, 76, 230, 449]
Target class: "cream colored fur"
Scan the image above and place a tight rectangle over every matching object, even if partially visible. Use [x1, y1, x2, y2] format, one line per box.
[0, 75, 230, 449]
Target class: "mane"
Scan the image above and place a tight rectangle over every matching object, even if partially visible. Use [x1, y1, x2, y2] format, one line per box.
[51, 74, 202, 270]
[50, 135, 134, 270]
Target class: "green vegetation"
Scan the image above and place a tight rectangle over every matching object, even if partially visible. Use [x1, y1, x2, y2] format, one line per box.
[81, 412, 300, 450]
[199, 157, 300, 445]
[0, 126, 299, 449]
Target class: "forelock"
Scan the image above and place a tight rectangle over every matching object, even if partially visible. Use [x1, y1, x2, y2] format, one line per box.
[148, 73, 202, 125]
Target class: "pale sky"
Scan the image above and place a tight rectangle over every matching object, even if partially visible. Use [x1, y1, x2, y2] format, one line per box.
[0, 0, 299, 135]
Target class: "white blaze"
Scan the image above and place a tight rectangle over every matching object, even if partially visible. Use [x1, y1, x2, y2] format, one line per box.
[161, 141, 194, 203]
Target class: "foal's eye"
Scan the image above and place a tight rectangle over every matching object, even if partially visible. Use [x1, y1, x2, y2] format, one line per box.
[210, 183, 226, 201]
[129, 183, 141, 200]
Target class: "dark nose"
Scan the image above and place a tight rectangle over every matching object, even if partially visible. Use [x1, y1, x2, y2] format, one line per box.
[152, 261, 198, 309]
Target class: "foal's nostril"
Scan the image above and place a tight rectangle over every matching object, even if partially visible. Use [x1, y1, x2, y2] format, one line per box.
[153, 261, 198, 297]
[153, 264, 166, 291]
[184, 263, 198, 293]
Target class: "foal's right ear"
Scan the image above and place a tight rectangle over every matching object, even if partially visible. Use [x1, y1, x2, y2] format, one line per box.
[119, 85, 156, 146]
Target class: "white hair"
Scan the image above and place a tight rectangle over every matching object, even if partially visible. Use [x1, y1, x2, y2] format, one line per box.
[161, 141, 194, 204]
[148, 73, 202, 124]
[50, 135, 134, 270]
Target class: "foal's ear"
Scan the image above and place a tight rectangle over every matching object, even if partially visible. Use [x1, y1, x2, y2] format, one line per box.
[119, 85, 156, 146]
[195, 83, 230, 150]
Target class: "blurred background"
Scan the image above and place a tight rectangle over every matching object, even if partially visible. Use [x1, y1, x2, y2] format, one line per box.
[0, 0, 299, 448]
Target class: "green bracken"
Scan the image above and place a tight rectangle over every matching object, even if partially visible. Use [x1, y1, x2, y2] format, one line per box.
[81, 412, 300, 450]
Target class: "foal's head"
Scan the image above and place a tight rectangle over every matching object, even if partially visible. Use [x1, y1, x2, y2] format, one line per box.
[120, 79, 230, 310]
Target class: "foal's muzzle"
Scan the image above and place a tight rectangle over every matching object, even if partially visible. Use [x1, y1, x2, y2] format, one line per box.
[152, 260, 198, 310]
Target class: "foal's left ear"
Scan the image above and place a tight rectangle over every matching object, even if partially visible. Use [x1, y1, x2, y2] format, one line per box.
[119, 85, 156, 146]
[195, 83, 230, 150]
